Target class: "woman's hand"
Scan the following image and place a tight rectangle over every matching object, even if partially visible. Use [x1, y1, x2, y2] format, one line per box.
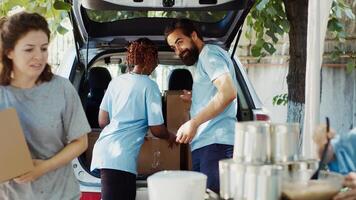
[334, 189, 356, 200]
[344, 172, 356, 189]
[313, 124, 335, 159]
[179, 90, 192, 103]
[13, 159, 49, 184]
[333, 172, 356, 200]
[13, 134, 88, 184]
[167, 133, 178, 148]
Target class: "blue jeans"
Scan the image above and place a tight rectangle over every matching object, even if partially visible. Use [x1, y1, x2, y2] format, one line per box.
[192, 144, 234, 194]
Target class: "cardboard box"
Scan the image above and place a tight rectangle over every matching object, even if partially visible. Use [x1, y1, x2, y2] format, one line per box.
[164, 90, 192, 170]
[85, 130, 100, 168]
[137, 136, 180, 175]
[84, 130, 181, 175]
[0, 108, 34, 183]
[165, 91, 191, 134]
[138, 91, 192, 174]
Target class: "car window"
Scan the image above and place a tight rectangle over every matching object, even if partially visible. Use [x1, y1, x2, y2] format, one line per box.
[91, 61, 195, 93]
[151, 65, 196, 92]
[86, 9, 227, 23]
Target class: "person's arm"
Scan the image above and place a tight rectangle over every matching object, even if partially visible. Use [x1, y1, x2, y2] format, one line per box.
[176, 73, 237, 143]
[313, 124, 336, 163]
[150, 124, 177, 147]
[14, 134, 88, 183]
[98, 109, 110, 128]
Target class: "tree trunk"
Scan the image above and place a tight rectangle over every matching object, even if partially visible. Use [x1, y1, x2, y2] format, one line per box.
[283, 0, 309, 125]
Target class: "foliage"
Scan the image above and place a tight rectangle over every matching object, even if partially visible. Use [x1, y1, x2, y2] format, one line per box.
[245, 0, 288, 57]
[328, 0, 356, 73]
[272, 93, 288, 106]
[247, 0, 355, 61]
[0, 0, 71, 36]
[246, 0, 355, 59]
[245, 0, 355, 106]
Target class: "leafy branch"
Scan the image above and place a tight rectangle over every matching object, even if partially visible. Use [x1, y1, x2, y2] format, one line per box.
[328, 0, 356, 73]
[0, 0, 71, 35]
[272, 93, 288, 106]
[245, 0, 288, 57]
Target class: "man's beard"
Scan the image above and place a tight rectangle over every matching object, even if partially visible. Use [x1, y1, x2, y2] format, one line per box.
[179, 44, 199, 66]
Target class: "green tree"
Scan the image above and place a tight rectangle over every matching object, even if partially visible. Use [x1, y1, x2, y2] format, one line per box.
[0, 0, 71, 35]
[248, 0, 355, 125]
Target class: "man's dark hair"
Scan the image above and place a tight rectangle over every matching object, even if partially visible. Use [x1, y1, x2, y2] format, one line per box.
[164, 18, 203, 41]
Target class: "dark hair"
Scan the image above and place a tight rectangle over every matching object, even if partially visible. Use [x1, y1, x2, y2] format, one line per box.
[164, 18, 203, 41]
[0, 12, 53, 85]
[126, 38, 158, 69]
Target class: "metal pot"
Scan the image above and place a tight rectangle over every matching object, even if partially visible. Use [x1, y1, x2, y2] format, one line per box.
[276, 159, 319, 182]
[277, 160, 344, 200]
[219, 159, 237, 199]
[270, 123, 300, 163]
[219, 159, 283, 200]
[234, 122, 271, 164]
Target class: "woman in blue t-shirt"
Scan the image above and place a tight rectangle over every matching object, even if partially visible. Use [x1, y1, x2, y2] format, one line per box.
[90, 38, 176, 200]
[314, 126, 356, 199]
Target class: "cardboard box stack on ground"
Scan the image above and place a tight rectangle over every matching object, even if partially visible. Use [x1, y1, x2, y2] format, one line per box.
[0, 108, 34, 183]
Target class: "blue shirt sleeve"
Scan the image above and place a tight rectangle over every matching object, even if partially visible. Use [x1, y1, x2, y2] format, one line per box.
[201, 47, 230, 82]
[328, 128, 356, 174]
[145, 82, 164, 126]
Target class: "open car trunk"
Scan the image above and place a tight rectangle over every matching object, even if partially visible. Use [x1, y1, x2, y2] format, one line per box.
[68, 0, 254, 52]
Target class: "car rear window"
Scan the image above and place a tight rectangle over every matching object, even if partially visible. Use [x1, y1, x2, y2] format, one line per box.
[91, 61, 195, 92]
[85, 9, 227, 23]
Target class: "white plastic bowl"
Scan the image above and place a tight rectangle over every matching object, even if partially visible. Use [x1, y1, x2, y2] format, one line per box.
[147, 170, 207, 200]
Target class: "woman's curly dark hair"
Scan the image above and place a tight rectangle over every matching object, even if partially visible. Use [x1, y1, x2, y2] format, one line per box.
[126, 38, 158, 71]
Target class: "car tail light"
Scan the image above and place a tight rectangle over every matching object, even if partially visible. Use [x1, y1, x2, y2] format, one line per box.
[255, 113, 270, 121]
[80, 192, 101, 200]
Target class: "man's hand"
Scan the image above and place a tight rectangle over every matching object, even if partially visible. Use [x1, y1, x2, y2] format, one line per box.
[180, 90, 192, 103]
[14, 159, 49, 184]
[176, 119, 198, 144]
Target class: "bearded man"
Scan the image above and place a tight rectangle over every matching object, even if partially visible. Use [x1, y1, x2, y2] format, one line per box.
[164, 18, 238, 194]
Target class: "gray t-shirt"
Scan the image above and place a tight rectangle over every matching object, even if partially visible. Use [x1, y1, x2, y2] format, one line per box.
[0, 75, 91, 200]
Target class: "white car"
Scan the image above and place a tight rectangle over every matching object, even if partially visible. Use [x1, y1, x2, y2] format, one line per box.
[58, 0, 269, 199]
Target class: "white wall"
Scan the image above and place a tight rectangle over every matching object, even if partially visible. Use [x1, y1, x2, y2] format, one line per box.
[245, 65, 288, 123]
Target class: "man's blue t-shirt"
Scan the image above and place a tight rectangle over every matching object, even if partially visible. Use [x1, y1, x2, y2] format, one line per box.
[190, 44, 238, 151]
